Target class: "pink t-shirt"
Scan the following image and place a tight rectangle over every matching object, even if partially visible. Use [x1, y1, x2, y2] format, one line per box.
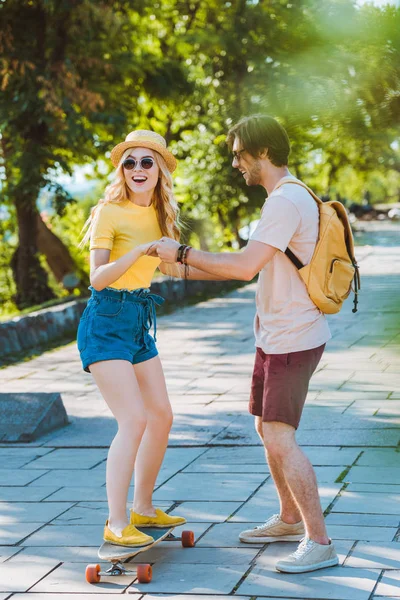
[250, 177, 331, 354]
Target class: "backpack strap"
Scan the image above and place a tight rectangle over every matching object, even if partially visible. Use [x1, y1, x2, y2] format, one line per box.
[272, 178, 319, 270]
[285, 247, 304, 269]
[273, 177, 323, 204]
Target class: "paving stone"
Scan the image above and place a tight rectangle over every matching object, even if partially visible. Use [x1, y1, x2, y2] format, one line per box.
[13, 595, 137, 600]
[21, 524, 104, 547]
[0, 546, 22, 562]
[30, 469, 109, 487]
[25, 448, 108, 470]
[346, 542, 400, 568]
[8, 546, 100, 563]
[375, 570, 400, 596]
[198, 447, 266, 464]
[0, 448, 51, 469]
[40, 418, 117, 448]
[183, 461, 269, 474]
[132, 596, 250, 600]
[130, 546, 259, 565]
[0, 469, 48, 486]
[128, 562, 246, 594]
[29, 562, 133, 593]
[160, 447, 206, 470]
[302, 447, 361, 466]
[297, 428, 400, 446]
[346, 466, 400, 484]
[325, 524, 397, 541]
[0, 487, 59, 502]
[326, 513, 400, 527]
[333, 491, 400, 514]
[0, 502, 72, 524]
[42, 487, 108, 502]
[153, 473, 267, 501]
[231, 483, 341, 521]
[168, 501, 242, 522]
[53, 504, 108, 525]
[0, 560, 59, 592]
[0, 523, 44, 545]
[237, 566, 379, 599]
[346, 483, 400, 493]
[196, 522, 264, 548]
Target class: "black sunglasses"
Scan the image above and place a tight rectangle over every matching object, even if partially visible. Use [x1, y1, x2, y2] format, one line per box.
[122, 157, 155, 170]
[232, 148, 246, 161]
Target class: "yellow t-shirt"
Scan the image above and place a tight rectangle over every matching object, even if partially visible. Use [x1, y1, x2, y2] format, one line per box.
[90, 199, 162, 290]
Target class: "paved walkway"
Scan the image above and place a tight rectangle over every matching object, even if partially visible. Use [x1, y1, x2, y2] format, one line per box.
[0, 240, 399, 600]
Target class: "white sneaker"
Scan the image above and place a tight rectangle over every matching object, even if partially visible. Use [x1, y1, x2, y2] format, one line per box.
[239, 514, 305, 544]
[276, 537, 339, 573]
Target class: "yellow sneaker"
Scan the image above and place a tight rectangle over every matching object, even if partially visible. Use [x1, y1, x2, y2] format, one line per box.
[103, 521, 154, 547]
[130, 508, 187, 529]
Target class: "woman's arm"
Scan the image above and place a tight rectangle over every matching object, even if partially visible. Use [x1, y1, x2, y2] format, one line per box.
[90, 242, 156, 291]
[159, 262, 229, 281]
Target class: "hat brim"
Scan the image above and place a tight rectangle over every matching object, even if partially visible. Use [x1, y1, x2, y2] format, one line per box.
[110, 140, 177, 173]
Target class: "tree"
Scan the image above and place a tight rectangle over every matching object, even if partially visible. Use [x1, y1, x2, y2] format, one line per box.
[0, 0, 189, 308]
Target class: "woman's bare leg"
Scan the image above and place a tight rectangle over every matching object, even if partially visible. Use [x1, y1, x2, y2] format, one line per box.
[90, 360, 147, 534]
[132, 356, 173, 514]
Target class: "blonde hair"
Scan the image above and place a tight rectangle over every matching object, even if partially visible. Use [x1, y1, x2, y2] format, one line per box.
[80, 148, 180, 247]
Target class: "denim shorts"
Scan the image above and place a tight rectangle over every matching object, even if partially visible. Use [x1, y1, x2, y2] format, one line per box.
[77, 287, 164, 373]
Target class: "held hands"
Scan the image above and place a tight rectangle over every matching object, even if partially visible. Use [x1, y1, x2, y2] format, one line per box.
[139, 241, 159, 258]
[144, 238, 180, 263]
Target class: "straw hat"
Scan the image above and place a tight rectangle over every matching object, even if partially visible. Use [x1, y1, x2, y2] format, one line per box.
[110, 130, 177, 173]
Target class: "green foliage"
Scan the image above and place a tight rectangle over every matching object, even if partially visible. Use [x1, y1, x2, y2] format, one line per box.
[49, 202, 91, 283]
[0, 207, 17, 316]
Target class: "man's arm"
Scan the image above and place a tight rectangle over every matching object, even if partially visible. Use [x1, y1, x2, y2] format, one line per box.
[155, 239, 278, 281]
[159, 262, 230, 280]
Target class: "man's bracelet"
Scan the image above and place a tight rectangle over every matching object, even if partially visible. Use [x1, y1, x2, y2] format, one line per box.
[177, 244, 192, 264]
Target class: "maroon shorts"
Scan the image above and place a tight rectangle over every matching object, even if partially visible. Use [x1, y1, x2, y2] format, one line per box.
[249, 344, 325, 429]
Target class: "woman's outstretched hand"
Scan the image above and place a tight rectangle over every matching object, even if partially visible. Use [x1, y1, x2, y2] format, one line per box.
[141, 241, 159, 257]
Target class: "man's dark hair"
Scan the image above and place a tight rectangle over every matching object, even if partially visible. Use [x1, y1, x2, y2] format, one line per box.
[227, 114, 291, 167]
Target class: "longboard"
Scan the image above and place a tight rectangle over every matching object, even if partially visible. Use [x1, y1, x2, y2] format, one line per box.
[86, 526, 195, 584]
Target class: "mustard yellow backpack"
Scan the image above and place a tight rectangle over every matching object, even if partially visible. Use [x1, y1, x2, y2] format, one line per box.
[274, 178, 360, 314]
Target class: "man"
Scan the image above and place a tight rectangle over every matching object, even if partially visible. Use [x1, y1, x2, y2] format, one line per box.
[155, 114, 338, 574]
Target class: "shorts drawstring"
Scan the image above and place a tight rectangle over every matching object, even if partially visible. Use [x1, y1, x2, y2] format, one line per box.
[140, 292, 164, 347]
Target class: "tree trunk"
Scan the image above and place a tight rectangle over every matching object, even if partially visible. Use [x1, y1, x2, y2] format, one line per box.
[36, 214, 89, 291]
[11, 190, 55, 309]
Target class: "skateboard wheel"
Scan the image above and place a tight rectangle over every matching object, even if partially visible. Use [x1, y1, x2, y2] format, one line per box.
[181, 530, 195, 547]
[86, 563, 101, 583]
[137, 563, 152, 583]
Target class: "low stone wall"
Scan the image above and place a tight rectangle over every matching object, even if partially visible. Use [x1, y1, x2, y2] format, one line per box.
[0, 277, 245, 363]
[0, 298, 87, 362]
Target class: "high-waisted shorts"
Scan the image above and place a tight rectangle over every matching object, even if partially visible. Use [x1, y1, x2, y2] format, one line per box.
[77, 286, 164, 373]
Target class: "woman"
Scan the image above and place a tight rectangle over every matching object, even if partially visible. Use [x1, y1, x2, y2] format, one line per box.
[77, 130, 187, 546]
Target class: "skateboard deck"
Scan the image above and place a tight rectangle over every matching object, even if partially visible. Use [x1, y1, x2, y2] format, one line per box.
[86, 525, 195, 584]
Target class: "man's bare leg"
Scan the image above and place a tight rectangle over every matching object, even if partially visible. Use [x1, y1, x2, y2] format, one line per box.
[255, 417, 302, 523]
[262, 420, 329, 544]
